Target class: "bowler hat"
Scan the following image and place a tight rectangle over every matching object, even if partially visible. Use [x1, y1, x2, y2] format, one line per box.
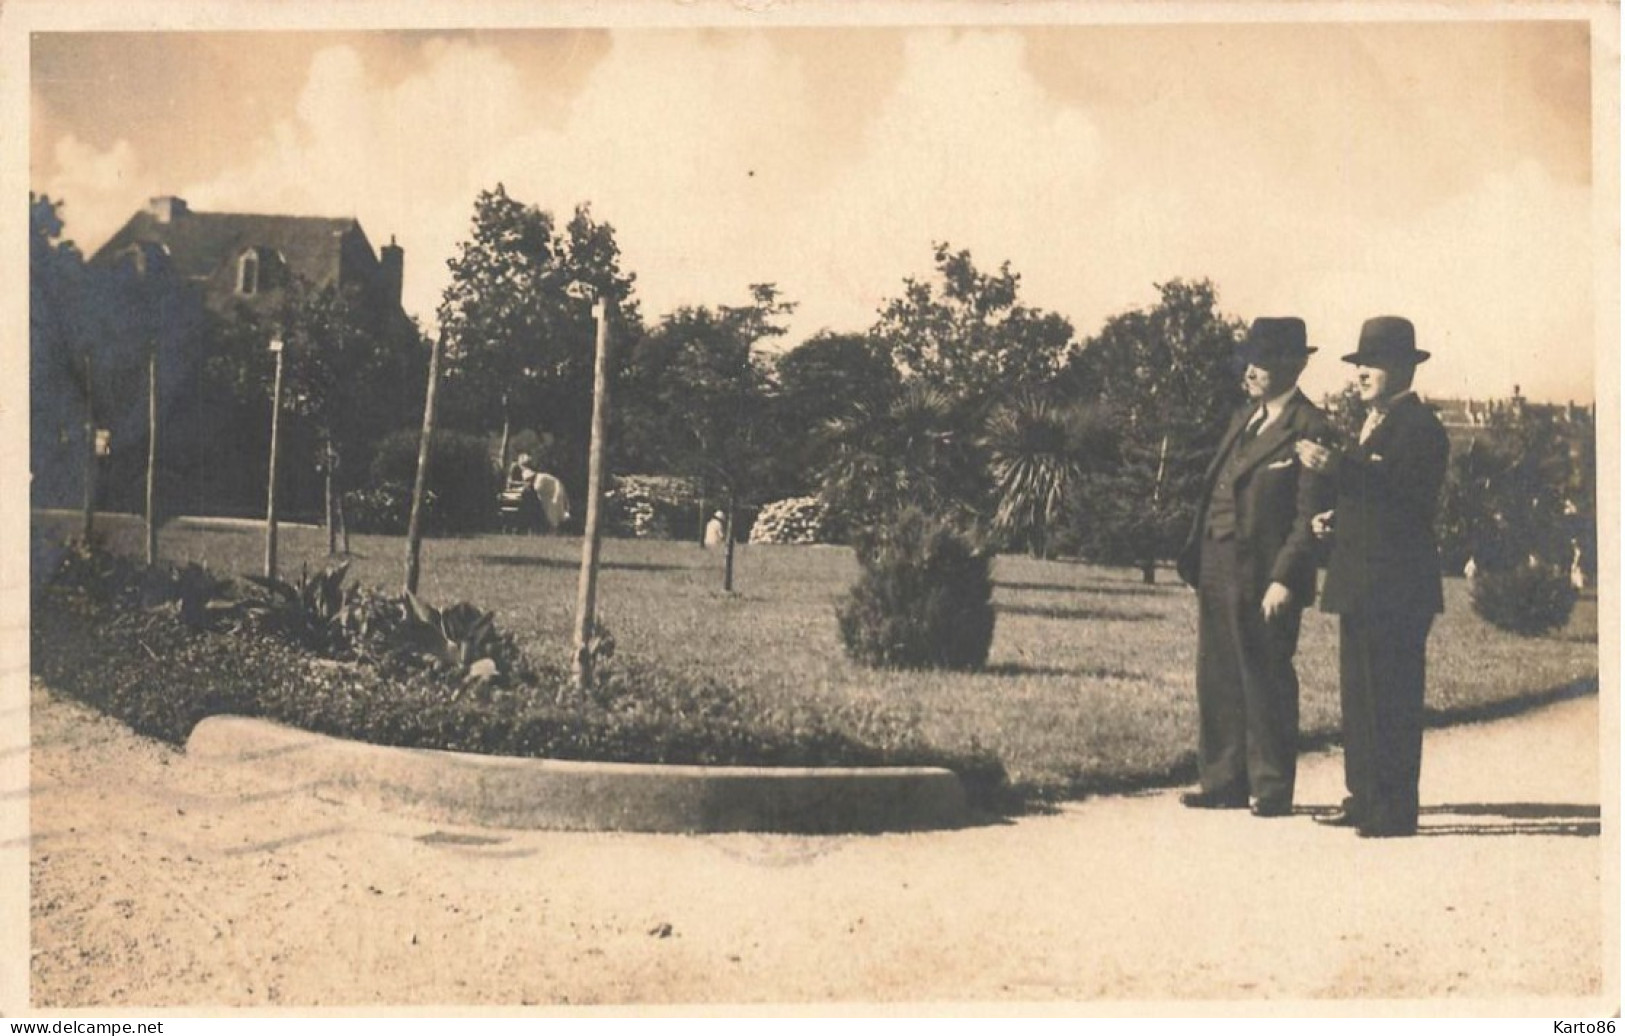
[1342, 315, 1430, 366]
[1236, 317, 1315, 364]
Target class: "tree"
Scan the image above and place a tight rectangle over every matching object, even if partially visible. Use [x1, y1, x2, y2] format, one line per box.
[437, 186, 641, 500]
[1438, 405, 1580, 575]
[622, 284, 793, 590]
[1062, 279, 1246, 581]
[817, 381, 989, 539]
[983, 392, 1116, 559]
[769, 331, 901, 499]
[30, 194, 93, 520]
[872, 243, 1074, 407]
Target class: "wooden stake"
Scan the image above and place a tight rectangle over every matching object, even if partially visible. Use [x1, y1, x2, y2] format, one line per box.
[573, 300, 611, 690]
[404, 330, 444, 596]
[264, 339, 285, 580]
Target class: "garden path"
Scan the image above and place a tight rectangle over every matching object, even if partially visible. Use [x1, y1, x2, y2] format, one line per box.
[20, 682, 1611, 1011]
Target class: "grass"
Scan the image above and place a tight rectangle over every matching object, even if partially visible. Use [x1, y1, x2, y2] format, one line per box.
[35, 511, 1601, 804]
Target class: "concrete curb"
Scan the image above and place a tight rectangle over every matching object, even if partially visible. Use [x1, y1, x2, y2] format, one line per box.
[185, 715, 970, 834]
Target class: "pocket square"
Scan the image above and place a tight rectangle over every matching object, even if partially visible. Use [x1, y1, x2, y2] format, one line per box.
[1369, 454, 1384, 463]
[1266, 458, 1295, 469]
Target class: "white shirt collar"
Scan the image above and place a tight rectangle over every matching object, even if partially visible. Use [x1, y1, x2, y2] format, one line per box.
[1253, 387, 1298, 431]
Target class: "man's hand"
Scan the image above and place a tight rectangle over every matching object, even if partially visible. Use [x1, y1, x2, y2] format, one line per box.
[1295, 438, 1337, 472]
[1261, 582, 1293, 621]
[1310, 510, 1336, 540]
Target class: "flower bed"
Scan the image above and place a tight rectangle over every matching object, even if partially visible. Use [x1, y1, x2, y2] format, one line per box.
[31, 539, 1005, 803]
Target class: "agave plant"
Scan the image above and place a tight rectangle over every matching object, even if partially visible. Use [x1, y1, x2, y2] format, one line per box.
[401, 592, 511, 682]
[983, 394, 1116, 558]
[240, 562, 355, 654]
[146, 561, 241, 632]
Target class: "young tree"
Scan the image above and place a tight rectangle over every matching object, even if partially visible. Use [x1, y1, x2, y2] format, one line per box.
[872, 242, 1074, 407]
[437, 186, 641, 499]
[623, 285, 793, 590]
[1062, 279, 1246, 582]
[983, 392, 1116, 559]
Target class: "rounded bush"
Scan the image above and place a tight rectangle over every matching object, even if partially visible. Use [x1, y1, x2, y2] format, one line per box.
[836, 509, 995, 670]
[1469, 562, 1578, 636]
[750, 496, 831, 545]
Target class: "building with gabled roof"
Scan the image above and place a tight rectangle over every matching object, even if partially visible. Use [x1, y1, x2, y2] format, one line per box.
[90, 196, 407, 329]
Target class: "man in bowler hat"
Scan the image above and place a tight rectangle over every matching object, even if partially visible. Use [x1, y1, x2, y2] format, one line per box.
[1176, 317, 1334, 817]
[1296, 316, 1449, 838]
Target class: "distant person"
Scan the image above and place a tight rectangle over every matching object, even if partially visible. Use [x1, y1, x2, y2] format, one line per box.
[703, 511, 726, 548]
[532, 471, 572, 531]
[1297, 316, 1449, 839]
[1175, 317, 1333, 818]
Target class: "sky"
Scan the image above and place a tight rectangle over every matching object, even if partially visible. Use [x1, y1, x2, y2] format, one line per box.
[28, 17, 1599, 404]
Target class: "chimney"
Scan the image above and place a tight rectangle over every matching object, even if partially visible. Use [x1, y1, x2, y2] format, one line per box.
[147, 196, 189, 224]
[380, 235, 404, 306]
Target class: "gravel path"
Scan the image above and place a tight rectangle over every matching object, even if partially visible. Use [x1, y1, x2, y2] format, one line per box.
[20, 680, 1611, 1010]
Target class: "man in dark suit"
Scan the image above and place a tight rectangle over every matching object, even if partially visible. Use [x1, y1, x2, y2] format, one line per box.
[1176, 317, 1333, 817]
[1296, 316, 1449, 838]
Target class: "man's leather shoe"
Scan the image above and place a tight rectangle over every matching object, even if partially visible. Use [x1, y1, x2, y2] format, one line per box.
[1357, 822, 1418, 839]
[1249, 799, 1292, 818]
[1314, 808, 1361, 828]
[1180, 790, 1248, 810]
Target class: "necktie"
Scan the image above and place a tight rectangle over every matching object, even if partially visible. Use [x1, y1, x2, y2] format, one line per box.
[1359, 407, 1384, 445]
[1241, 406, 1266, 444]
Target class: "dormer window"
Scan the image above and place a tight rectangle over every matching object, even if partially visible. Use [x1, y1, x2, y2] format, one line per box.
[237, 250, 260, 296]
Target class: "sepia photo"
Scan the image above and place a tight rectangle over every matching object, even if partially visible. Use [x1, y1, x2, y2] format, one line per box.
[5, 0, 1618, 1017]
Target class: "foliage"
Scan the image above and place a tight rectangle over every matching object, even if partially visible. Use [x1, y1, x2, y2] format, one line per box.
[749, 496, 832, 545]
[817, 382, 990, 538]
[771, 332, 902, 496]
[983, 393, 1117, 558]
[1060, 279, 1246, 577]
[239, 562, 358, 655]
[363, 428, 500, 535]
[872, 242, 1074, 405]
[34, 565, 1001, 796]
[837, 509, 996, 671]
[603, 474, 703, 539]
[1437, 406, 1589, 574]
[437, 185, 642, 498]
[1469, 562, 1579, 636]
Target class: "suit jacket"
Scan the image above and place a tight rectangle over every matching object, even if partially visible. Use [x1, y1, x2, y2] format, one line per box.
[1319, 393, 1449, 617]
[1177, 389, 1334, 604]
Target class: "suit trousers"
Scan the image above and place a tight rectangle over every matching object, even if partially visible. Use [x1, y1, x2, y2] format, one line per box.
[1338, 609, 1434, 831]
[1195, 537, 1302, 805]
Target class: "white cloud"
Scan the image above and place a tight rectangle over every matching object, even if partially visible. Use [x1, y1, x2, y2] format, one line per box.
[42, 134, 160, 251]
[36, 30, 1596, 405]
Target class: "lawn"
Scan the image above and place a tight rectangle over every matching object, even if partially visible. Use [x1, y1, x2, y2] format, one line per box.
[34, 512, 1601, 803]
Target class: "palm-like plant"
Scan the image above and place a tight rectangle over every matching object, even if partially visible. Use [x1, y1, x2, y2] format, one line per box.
[983, 394, 1116, 558]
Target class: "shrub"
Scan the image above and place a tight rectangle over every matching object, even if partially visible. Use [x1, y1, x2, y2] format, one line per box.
[836, 509, 996, 670]
[604, 474, 702, 539]
[1470, 562, 1579, 636]
[362, 429, 500, 535]
[749, 496, 831, 545]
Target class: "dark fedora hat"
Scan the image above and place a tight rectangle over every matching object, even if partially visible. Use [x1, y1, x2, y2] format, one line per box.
[1236, 317, 1315, 365]
[1342, 315, 1430, 366]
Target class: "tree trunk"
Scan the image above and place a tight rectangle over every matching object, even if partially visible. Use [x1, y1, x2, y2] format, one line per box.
[324, 436, 337, 557]
[144, 347, 158, 566]
[497, 391, 511, 474]
[723, 496, 736, 593]
[80, 353, 96, 542]
[1140, 560, 1157, 584]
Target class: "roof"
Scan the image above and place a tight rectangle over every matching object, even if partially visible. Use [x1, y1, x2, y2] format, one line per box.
[92, 208, 363, 289]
